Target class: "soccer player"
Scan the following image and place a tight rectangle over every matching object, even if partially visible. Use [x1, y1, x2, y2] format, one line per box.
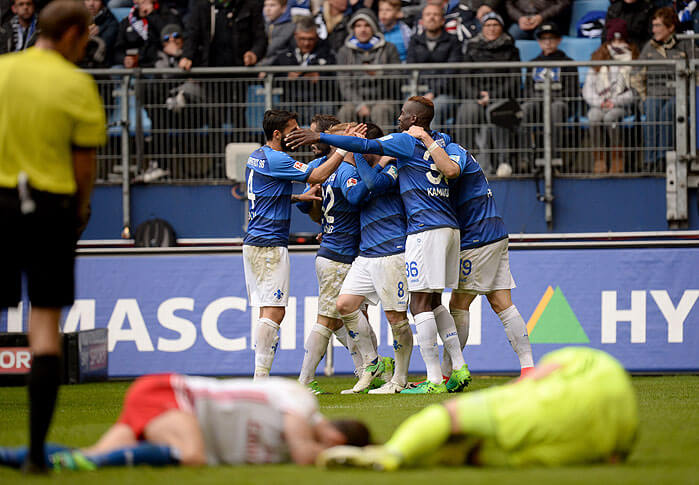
[244, 110, 347, 380]
[287, 96, 470, 394]
[405, 130, 534, 376]
[0, 1, 106, 473]
[0, 375, 370, 470]
[335, 126, 414, 394]
[297, 117, 389, 394]
[318, 347, 638, 469]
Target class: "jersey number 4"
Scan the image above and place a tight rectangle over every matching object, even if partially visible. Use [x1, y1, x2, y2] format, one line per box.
[247, 170, 256, 219]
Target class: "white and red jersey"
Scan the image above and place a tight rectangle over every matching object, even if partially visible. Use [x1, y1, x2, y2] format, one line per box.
[172, 376, 322, 465]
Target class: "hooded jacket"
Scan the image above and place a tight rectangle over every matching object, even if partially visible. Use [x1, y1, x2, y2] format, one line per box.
[337, 9, 401, 103]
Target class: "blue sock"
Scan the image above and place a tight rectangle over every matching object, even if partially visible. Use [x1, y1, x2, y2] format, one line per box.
[86, 443, 180, 467]
[0, 444, 70, 469]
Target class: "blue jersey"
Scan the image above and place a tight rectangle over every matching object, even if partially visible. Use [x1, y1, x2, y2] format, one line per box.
[447, 143, 508, 249]
[319, 131, 459, 234]
[244, 145, 311, 247]
[317, 161, 361, 263]
[351, 154, 407, 257]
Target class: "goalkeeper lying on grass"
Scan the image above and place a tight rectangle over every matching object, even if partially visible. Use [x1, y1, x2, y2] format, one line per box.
[319, 347, 638, 469]
[0, 376, 369, 471]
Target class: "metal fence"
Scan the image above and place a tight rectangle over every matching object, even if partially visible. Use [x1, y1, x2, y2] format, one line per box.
[90, 59, 694, 186]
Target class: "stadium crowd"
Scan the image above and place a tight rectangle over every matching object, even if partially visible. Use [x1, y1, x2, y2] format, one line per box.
[0, 0, 696, 175]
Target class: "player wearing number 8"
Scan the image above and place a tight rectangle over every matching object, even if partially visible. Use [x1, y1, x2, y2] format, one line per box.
[285, 97, 471, 394]
[243, 110, 347, 380]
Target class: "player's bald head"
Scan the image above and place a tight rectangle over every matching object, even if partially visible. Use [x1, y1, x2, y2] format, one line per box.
[38, 0, 91, 41]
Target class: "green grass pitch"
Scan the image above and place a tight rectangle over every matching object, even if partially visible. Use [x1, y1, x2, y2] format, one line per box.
[1, 375, 698, 484]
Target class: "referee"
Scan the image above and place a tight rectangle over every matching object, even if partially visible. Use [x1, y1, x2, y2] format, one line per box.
[0, 0, 106, 473]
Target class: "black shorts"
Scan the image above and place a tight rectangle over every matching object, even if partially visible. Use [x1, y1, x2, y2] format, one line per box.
[0, 187, 78, 309]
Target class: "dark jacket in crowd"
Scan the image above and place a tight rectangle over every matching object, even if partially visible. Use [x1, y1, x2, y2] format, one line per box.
[79, 7, 119, 68]
[272, 39, 337, 103]
[182, 0, 266, 67]
[505, 0, 570, 23]
[634, 35, 694, 98]
[114, 7, 179, 67]
[462, 31, 520, 99]
[525, 48, 579, 100]
[1, 0, 12, 25]
[259, 7, 296, 65]
[603, 0, 652, 49]
[0, 14, 38, 55]
[407, 30, 463, 97]
[314, 8, 351, 54]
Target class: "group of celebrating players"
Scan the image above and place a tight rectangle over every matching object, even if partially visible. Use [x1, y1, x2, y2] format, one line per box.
[243, 95, 535, 395]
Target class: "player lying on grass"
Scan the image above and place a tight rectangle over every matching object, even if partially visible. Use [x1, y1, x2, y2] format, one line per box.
[0, 375, 369, 471]
[318, 347, 638, 469]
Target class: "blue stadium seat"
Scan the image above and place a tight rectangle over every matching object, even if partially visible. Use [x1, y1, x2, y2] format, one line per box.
[559, 36, 601, 83]
[111, 7, 130, 23]
[569, 0, 610, 37]
[516, 40, 541, 61]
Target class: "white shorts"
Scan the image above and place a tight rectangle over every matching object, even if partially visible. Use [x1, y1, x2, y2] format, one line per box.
[315, 256, 352, 319]
[339, 253, 409, 312]
[405, 227, 460, 292]
[454, 238, 516, 294]
[243, 245, 290, 307]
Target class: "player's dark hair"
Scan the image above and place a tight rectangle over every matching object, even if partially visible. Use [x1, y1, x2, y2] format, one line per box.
[331, 419, 371, 447]
[263, 109, 298, 140]
[311, 114, 341, 133]
[364, 122, 384, 140]
[407, 96, 434, 128]
[38, 0, 91, 41]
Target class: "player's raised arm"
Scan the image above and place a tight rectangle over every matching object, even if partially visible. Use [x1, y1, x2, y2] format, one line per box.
[406, 126, 461, 178]
[354, 153, 398, 192]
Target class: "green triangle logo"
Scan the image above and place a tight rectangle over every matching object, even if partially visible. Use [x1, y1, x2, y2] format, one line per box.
[530, 286, 589, 343]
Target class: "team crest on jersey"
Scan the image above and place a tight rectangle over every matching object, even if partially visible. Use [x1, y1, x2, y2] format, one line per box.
[346, 178, 357, 187]
[449, 155, 460, 163]
[293, 161, 308, 172]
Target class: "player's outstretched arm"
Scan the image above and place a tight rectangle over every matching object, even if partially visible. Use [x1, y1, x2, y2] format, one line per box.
[405, 126, 460, 178]
[306, 149, 347, 185]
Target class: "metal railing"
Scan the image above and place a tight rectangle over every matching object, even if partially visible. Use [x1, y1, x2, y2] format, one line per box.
[87, 58, 696, 230]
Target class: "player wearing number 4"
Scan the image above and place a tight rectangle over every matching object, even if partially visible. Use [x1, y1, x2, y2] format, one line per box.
[287, 97, 471, 394]
[410, 132, 534, 377]
[244, 110, 348, 380]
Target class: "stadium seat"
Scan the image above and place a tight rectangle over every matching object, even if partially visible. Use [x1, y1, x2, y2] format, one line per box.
[516, 40, 541, 61]
[559, 36, 602, 83]
[569, 0, 611, 37]
[111, 7, 130, 23]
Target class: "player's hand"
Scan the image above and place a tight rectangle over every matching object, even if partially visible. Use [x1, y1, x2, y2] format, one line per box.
[345, 123, 367, 138]
[179, 57, 193, 71]
[243, 51, 258, 66]
[405, 125, 428, 141]
[315, 232, 323, 242]
[424, 92, 435, 101]
[298, 184, 322, 202]
[286, 128, 321, 150]
[378, 156, 394, 168]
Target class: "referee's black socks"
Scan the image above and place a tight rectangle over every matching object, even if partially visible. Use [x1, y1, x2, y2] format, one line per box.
[27, 354, 61, 470]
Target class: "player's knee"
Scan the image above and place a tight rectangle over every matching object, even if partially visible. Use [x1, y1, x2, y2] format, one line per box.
[486, 290, 512, 314]
[178, 447, 207, 467]
[335, 296, 356, 316]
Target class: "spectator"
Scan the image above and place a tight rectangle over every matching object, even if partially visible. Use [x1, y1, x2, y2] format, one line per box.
[378, 0, 411, 62]
[603, 0, 653, 49]
[407, 4, 462, 128]
[271, 16, 337, 124]
[455, 11, 520, 173]
[315, 0, 352, 53]
[0, 0, 37, 55]
[584, 19, 639, 174]
[78, 0, 118, 67]
[259, 0, 297, 65]
[505, 0, 570, 40]
[634, 6, 693, 167]
[521, 22, 578, 168]
[114, 0, 179, 68]
[286, 0, 312, 20]
[179, 0, 265, 135]
[336, 8, 401, 128]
